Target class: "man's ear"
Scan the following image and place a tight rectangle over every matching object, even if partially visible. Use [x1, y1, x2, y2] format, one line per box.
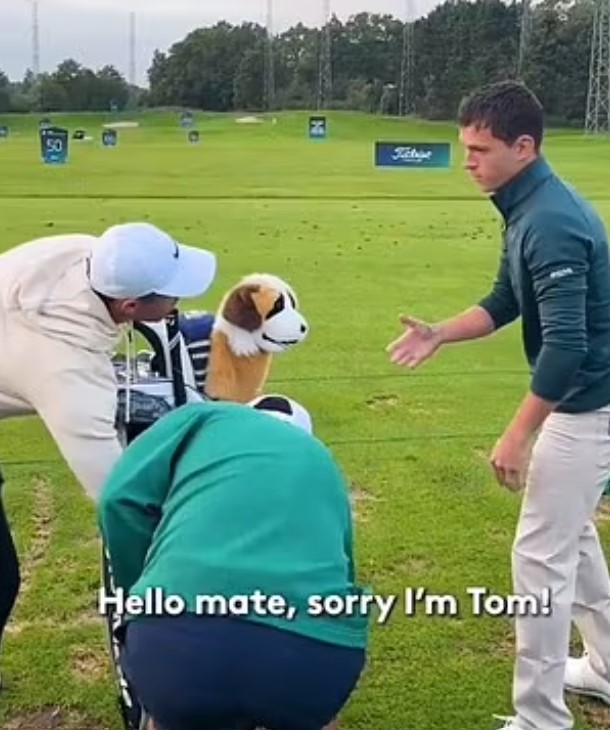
[515, 134, 537, 159]
[118, 298, 138, 321]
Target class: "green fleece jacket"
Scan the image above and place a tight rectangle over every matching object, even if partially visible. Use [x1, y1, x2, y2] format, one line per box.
[479, 156, 610, 413]
[98, 401, 370, 649]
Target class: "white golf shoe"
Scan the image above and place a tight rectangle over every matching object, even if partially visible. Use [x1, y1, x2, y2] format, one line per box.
[564, 654, 610, 705]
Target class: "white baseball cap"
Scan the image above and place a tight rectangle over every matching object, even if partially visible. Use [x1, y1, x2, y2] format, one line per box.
[89, 222, 217, 299]
[248, 394, 313, 434]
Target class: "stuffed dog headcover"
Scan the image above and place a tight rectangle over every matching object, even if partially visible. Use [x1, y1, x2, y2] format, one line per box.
[205, 273, 308, 403]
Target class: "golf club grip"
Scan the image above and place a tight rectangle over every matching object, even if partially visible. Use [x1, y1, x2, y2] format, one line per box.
[166, 310, 187, 407]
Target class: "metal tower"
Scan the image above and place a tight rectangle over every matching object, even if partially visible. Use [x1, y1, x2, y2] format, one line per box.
[30, 0, 40, 78]
[317, 0, 332, 110]
[517, 0, 532, 78]
[129, 12, 136, 87]
[585, 0, 610, 133]
[264, 0, 275, 111]
[399, 0, 415, 116]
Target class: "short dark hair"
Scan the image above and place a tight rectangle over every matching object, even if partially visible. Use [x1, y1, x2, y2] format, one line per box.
[457, 80, 544, 150]
[137, 292, 175, 304]
[95, 291, 174, 305]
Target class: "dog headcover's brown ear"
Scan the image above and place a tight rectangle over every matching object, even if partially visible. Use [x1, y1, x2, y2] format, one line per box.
[222, 284, 263, 332]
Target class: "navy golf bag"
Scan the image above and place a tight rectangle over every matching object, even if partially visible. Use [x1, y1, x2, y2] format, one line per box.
[102, 310, 210, 730]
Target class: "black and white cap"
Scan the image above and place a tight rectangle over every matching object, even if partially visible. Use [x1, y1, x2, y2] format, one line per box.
[248, 394, 313, 434]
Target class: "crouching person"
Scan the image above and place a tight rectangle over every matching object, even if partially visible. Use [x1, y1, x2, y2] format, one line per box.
[98, 395, 370, 730]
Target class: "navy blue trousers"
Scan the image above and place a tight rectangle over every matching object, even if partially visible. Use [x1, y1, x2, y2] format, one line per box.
[120, 614, 366, 730]
[0, 470, 20, 655]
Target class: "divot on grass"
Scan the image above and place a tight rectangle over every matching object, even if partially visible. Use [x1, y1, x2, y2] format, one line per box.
[4, 708, 99, 730]
[366, 394, 399, 410]
[350, 483, 382, 523]
[573, 698, 610, 729]
[19, 476, 54, 595]
[70, 645, 108, 683]
[6, 611, 101, 636]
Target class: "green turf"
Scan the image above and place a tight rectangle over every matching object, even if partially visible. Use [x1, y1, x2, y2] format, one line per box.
[0, 109, 609, 729]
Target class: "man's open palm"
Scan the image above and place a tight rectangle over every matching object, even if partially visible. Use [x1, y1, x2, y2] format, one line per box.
[386, 315, 443, 369]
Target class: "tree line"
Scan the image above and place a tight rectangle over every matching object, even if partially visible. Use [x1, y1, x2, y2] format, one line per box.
[0, 0, 596, 125]
[0, 61, 133, 113]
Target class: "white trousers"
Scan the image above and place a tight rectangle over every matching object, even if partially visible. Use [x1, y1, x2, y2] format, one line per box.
[513, 405, 610, 729]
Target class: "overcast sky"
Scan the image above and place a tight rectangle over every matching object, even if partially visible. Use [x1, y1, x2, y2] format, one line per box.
[1, 0, 438, 85]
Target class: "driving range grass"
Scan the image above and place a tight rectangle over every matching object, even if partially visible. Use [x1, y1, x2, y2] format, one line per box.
[1, 110, 610, 729]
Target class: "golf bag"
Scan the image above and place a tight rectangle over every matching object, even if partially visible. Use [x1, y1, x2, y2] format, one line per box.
[102, 310, 209, 730]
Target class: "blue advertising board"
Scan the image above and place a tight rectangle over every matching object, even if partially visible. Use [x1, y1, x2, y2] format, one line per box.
[40, 126, 69, 164]
[181, 111, 194, 129]
[309, 116, 327, 139]
[375, 142, 451, 168]
[103, 129, 118, 147]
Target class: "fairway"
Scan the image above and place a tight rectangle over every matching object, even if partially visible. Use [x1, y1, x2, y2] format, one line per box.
[1, 109, 610, 730]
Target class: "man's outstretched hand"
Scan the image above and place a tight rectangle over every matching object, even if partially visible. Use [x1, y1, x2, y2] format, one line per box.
[386, 315, 443, 369]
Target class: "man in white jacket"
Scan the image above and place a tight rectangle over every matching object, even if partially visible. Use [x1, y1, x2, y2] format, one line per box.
[0, 221, 217, 687]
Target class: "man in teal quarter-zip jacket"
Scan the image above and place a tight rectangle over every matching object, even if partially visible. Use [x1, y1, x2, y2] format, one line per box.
[387, 80, 610, 730]
[98, 395, 368, 730]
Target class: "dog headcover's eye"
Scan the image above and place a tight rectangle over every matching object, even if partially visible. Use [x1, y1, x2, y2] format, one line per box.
[288, 292, 297, 309]
[265, 294, 286, 320]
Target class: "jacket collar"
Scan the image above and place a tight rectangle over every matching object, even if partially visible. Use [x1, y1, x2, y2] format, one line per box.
[490, 156, 553, 221]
